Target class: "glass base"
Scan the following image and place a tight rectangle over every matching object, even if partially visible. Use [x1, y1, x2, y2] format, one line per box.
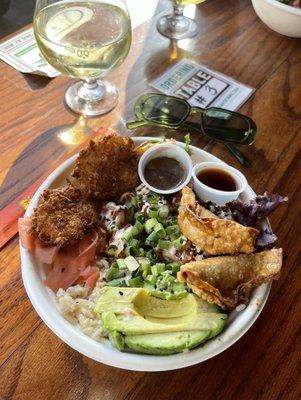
[157, 14, 199, 40]
[65, 79, 119, 116]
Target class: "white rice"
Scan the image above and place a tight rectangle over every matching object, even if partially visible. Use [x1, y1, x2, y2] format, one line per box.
[56, 280, 107, 342]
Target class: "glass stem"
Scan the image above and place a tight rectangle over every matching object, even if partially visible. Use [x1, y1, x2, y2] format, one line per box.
[84, 79, 98, 91]
[170, 1, 189, 32]
[78, 78, 105, 102]
[172, 2, 184, 20]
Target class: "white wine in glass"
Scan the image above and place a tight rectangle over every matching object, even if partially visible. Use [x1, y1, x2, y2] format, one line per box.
[157, 0, 206, 40]
[34, 0, 132, 116]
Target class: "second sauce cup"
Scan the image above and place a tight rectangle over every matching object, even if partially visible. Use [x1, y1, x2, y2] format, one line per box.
[192, 162, 248, 205]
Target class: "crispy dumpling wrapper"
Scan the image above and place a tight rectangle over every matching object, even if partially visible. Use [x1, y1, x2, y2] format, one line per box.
[178, 187, 259, 255]
[178, 248, 282, 310]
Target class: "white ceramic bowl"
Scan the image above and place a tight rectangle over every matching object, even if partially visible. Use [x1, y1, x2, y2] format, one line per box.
[252, 0, 301, 38]
[20, 137, 271, 371]
[192, 162, 248, 205]
[138, 143, 193, 195]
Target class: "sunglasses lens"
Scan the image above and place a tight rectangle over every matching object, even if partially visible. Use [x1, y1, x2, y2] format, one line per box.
[141, 95, 190, 126]
[202, 108, 256, 144]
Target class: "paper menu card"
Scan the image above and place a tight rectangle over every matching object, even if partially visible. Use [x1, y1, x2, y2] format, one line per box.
[0, 28, 60, 77]
[150, 59, 254, 111]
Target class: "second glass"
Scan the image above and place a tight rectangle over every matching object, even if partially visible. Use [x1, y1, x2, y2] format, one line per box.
[157, 0, 205, 40]
[34, 0, 132, 116]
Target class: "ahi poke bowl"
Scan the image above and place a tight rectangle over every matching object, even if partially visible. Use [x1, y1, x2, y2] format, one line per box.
[19, 132, 286, 371]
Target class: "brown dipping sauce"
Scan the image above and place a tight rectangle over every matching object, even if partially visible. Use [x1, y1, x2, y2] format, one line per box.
[197, 168, 237, 192]
[144, 156, 185, 190]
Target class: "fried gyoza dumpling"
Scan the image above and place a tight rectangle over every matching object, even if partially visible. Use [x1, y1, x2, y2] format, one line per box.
[178, 248, 282, 310]
[70, 134, 139, 200]
[178, 187, 259, 256]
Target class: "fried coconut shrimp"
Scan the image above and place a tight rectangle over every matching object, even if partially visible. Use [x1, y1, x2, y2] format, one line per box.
[32, 185, 98, 247]
[69, 134, 139, 200]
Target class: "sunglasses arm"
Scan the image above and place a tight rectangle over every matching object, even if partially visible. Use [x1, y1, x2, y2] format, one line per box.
[126, 120, 149, 129]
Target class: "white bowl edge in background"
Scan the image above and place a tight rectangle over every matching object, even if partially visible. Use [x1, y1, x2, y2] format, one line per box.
[20, 137, 271, 371]
[252, 0, 301, 38]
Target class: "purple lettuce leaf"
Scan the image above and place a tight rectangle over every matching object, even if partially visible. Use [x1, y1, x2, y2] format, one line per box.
[205, 192, 288, 250]
[256, 230, 278, 249]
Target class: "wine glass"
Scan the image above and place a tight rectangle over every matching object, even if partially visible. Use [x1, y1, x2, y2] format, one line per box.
[34, 0, 132, 116]
[157, 0, 204, 40]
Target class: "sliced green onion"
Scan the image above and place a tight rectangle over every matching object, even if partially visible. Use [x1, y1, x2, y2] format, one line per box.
[145, 231, 160, 246]
[155, 263, 166, 274]
[145, 274, 157, 285]
[174, 236, 186, 250]
[134, 247, 145, 257]
[111, 261, 118, 269]
[171, 282, 187, 292]
[122, 226, 133, 241]
[147, 193, 159, 204]
[105, 265, 119, 281]
[131, 195, 140, 208]
[166, 262, 181, 274]
[128, 276, 144, 287]
[107, 278, 127, 287]
[155, 228, 166, 239]
[184, 133, 192, 155]
[153, 223, 166, 239]
[145, 218, 158, 234]
[134, 211, 145, 223]
[158, 239, 171, 250]
[122, 226, 139, 241]
[146, 249, 156, 263]
[142, 267, 150, 279]
[158, 205, 169, 219]
[106, 245, 119, 256]
[149, 208, 159, 218]
[116, 259, 127, 269]
[161, 269, 174, 277]
[165, 225, 180, 236]
[143, 282, 155, 292]
[138, 258, 151, 269]
[128, 238, 140, 249]
[151, 265, 158, 277]
[159, 272, 175, 284]
[124, 246, 132, 257]
[134, 220, 144, 233]
[169, 232, 182, 241]
[151, 263, 166, 277]
[124, 256, 139, 271]
[154, 222, 164, 232]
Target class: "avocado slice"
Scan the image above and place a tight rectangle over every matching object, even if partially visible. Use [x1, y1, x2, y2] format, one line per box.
[102, 311, 226, 335]
[95, 288, 197, 319]
[124, 331, 211, 355]
[97, 287, 143, 304]
[108, 331, 125, 351]
[95, 287, 227, 355]
[132, 292, 196, 319]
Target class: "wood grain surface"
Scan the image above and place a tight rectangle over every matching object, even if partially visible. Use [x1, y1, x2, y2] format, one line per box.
[0, 1, 301, 399]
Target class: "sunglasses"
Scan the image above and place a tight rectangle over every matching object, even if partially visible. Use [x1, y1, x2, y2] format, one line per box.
[127, 93, 257, 146]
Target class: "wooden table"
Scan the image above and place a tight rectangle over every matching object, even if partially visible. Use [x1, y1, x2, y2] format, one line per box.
[0, 0, 300, 399]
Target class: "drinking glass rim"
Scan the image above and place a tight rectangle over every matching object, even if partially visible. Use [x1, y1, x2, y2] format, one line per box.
[33, 0, 132, 47]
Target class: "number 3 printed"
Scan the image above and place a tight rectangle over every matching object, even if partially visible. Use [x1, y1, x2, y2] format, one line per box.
[205, 85, 218, 95]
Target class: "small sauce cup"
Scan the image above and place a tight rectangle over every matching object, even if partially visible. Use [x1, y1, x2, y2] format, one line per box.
[138, 143, 193, 195]
[192, 161, 248, 205]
